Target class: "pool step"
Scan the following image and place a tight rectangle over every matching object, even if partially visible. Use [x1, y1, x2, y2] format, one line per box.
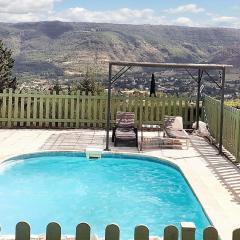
[85, 147, 103, 159]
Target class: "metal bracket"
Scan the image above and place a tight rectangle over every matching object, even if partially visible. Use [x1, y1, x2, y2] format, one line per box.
[111, 66, 132, 84]
[204, 70, 222, 89]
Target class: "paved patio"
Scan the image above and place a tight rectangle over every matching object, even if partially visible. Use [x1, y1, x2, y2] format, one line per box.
[0, 129, 240, 240]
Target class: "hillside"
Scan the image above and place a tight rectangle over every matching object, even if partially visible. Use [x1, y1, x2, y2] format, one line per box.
[0, 21, 239, 87]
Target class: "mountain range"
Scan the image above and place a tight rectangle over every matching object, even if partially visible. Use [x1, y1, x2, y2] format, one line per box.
[0, 21, 239, 83]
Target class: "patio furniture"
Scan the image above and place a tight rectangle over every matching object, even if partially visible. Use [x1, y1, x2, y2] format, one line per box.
[112, 112, 138, 147]
[140, 124, 161, 150]
[163, 116, 190, 149]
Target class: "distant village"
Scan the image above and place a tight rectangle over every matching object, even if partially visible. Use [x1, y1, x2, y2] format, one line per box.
[19, 70, 240, 99]
[113, 71, 239, 99]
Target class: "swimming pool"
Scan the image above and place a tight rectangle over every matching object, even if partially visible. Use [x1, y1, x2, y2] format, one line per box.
[0, 152, 210, 239]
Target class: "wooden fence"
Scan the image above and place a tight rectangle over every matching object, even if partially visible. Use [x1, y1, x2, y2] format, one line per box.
[0, 89, 198, 129]
[12, 222, 240, 240]
[204, 96, 240, 161]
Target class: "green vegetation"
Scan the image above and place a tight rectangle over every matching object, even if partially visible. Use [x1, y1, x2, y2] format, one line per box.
[226, 99, 240, 109]
[75, 67, 104, 95]
[0, 39, 17, 91]
[50, 79, 63, 94]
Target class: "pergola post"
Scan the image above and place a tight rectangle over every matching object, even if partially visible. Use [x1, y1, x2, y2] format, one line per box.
[196, 69, 202, 130]
[105, 63, 112, 151]
[219, 68, 226, 154]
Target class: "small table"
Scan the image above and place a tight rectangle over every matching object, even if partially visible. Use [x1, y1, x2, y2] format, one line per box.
[140, 124, 161, 151]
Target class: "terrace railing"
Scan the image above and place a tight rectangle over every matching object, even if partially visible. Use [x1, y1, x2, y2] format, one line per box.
[0, 89, 199, 129]
[204, 96, 240, 161]
[8, 221, 240, 240]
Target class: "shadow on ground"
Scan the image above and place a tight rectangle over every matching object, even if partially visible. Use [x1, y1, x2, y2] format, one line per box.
[192, 137, 240, 204]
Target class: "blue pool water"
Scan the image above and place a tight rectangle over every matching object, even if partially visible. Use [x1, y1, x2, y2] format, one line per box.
[0, 152, 210, 239]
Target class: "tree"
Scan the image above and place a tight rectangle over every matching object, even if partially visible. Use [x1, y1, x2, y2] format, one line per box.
[0, 40, 17, 91]
[49, 79, 63, 94]
[77, 67, 104, 95]
[149, 73, 156, 97]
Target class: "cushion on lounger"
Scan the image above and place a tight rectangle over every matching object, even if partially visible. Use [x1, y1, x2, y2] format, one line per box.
[165, 129, 189, 139]
[115, 128, 136, 140]
[164, 116, 183, 131]
[116, 112, 135, 128]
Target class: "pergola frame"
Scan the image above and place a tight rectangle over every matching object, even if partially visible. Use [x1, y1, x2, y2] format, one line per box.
[105, 61, 233, 153]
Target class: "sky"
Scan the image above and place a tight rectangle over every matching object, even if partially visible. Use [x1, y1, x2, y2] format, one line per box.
[0, 0, 239, 28]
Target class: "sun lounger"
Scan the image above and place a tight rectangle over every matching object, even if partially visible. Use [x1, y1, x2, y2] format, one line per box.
[112, 112, 138, 147]
[163, 116, 190, 149]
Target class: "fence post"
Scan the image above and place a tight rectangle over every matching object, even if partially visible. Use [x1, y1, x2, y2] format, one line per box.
[216, 100, 221, 142]
[26, 89, 31, 127]
[167, 96, 172, 116]
[181, 222, 196, 240]
[79, 90, 86, 128]
[203, 227, 218, 240]
[76, 90, 80, 128]
[7, 88, 13, 127]
[46, 222, 61, 240]
[13, 89, 20, 127]
[184, 99, 188, 127]
[39, 91, 44, 128]
[164, 225, 178, 240]
[19, 90, 25, 127]
[1, 89, 7, 127]
[134, 225, 149, 240]
[105, 224, 120, 240]
[87, 92, 92, 128]
[139, 94, 143, 128]
[64, 90, 69, 128]
[76, 223, 90, 240]
[179, 98, 183, 122]
[16, 222, 30, 240]
[57, 91, 63, 128]
[93, 92, 98, 128]
[162, 95, 166, 126]
[44, 90, 50, 128]
[99, 92, 104, 128]
[51, 91, 56, 128]
[235, 111, 240, 162]
[233, 228, 240, 240]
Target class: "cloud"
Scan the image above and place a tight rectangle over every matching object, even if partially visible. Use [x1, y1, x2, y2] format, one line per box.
[165, 4, 204, 14]
[0, 12, 41, 22]
[0, 2, 238, 29]
[212, 16, 238, 23]
[174, 17, 194, 27]
[0, 0, 63, 22]
[0, 0, 58, 14]
[211, 16, 240, 28]
[49, 8, 167, 25]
